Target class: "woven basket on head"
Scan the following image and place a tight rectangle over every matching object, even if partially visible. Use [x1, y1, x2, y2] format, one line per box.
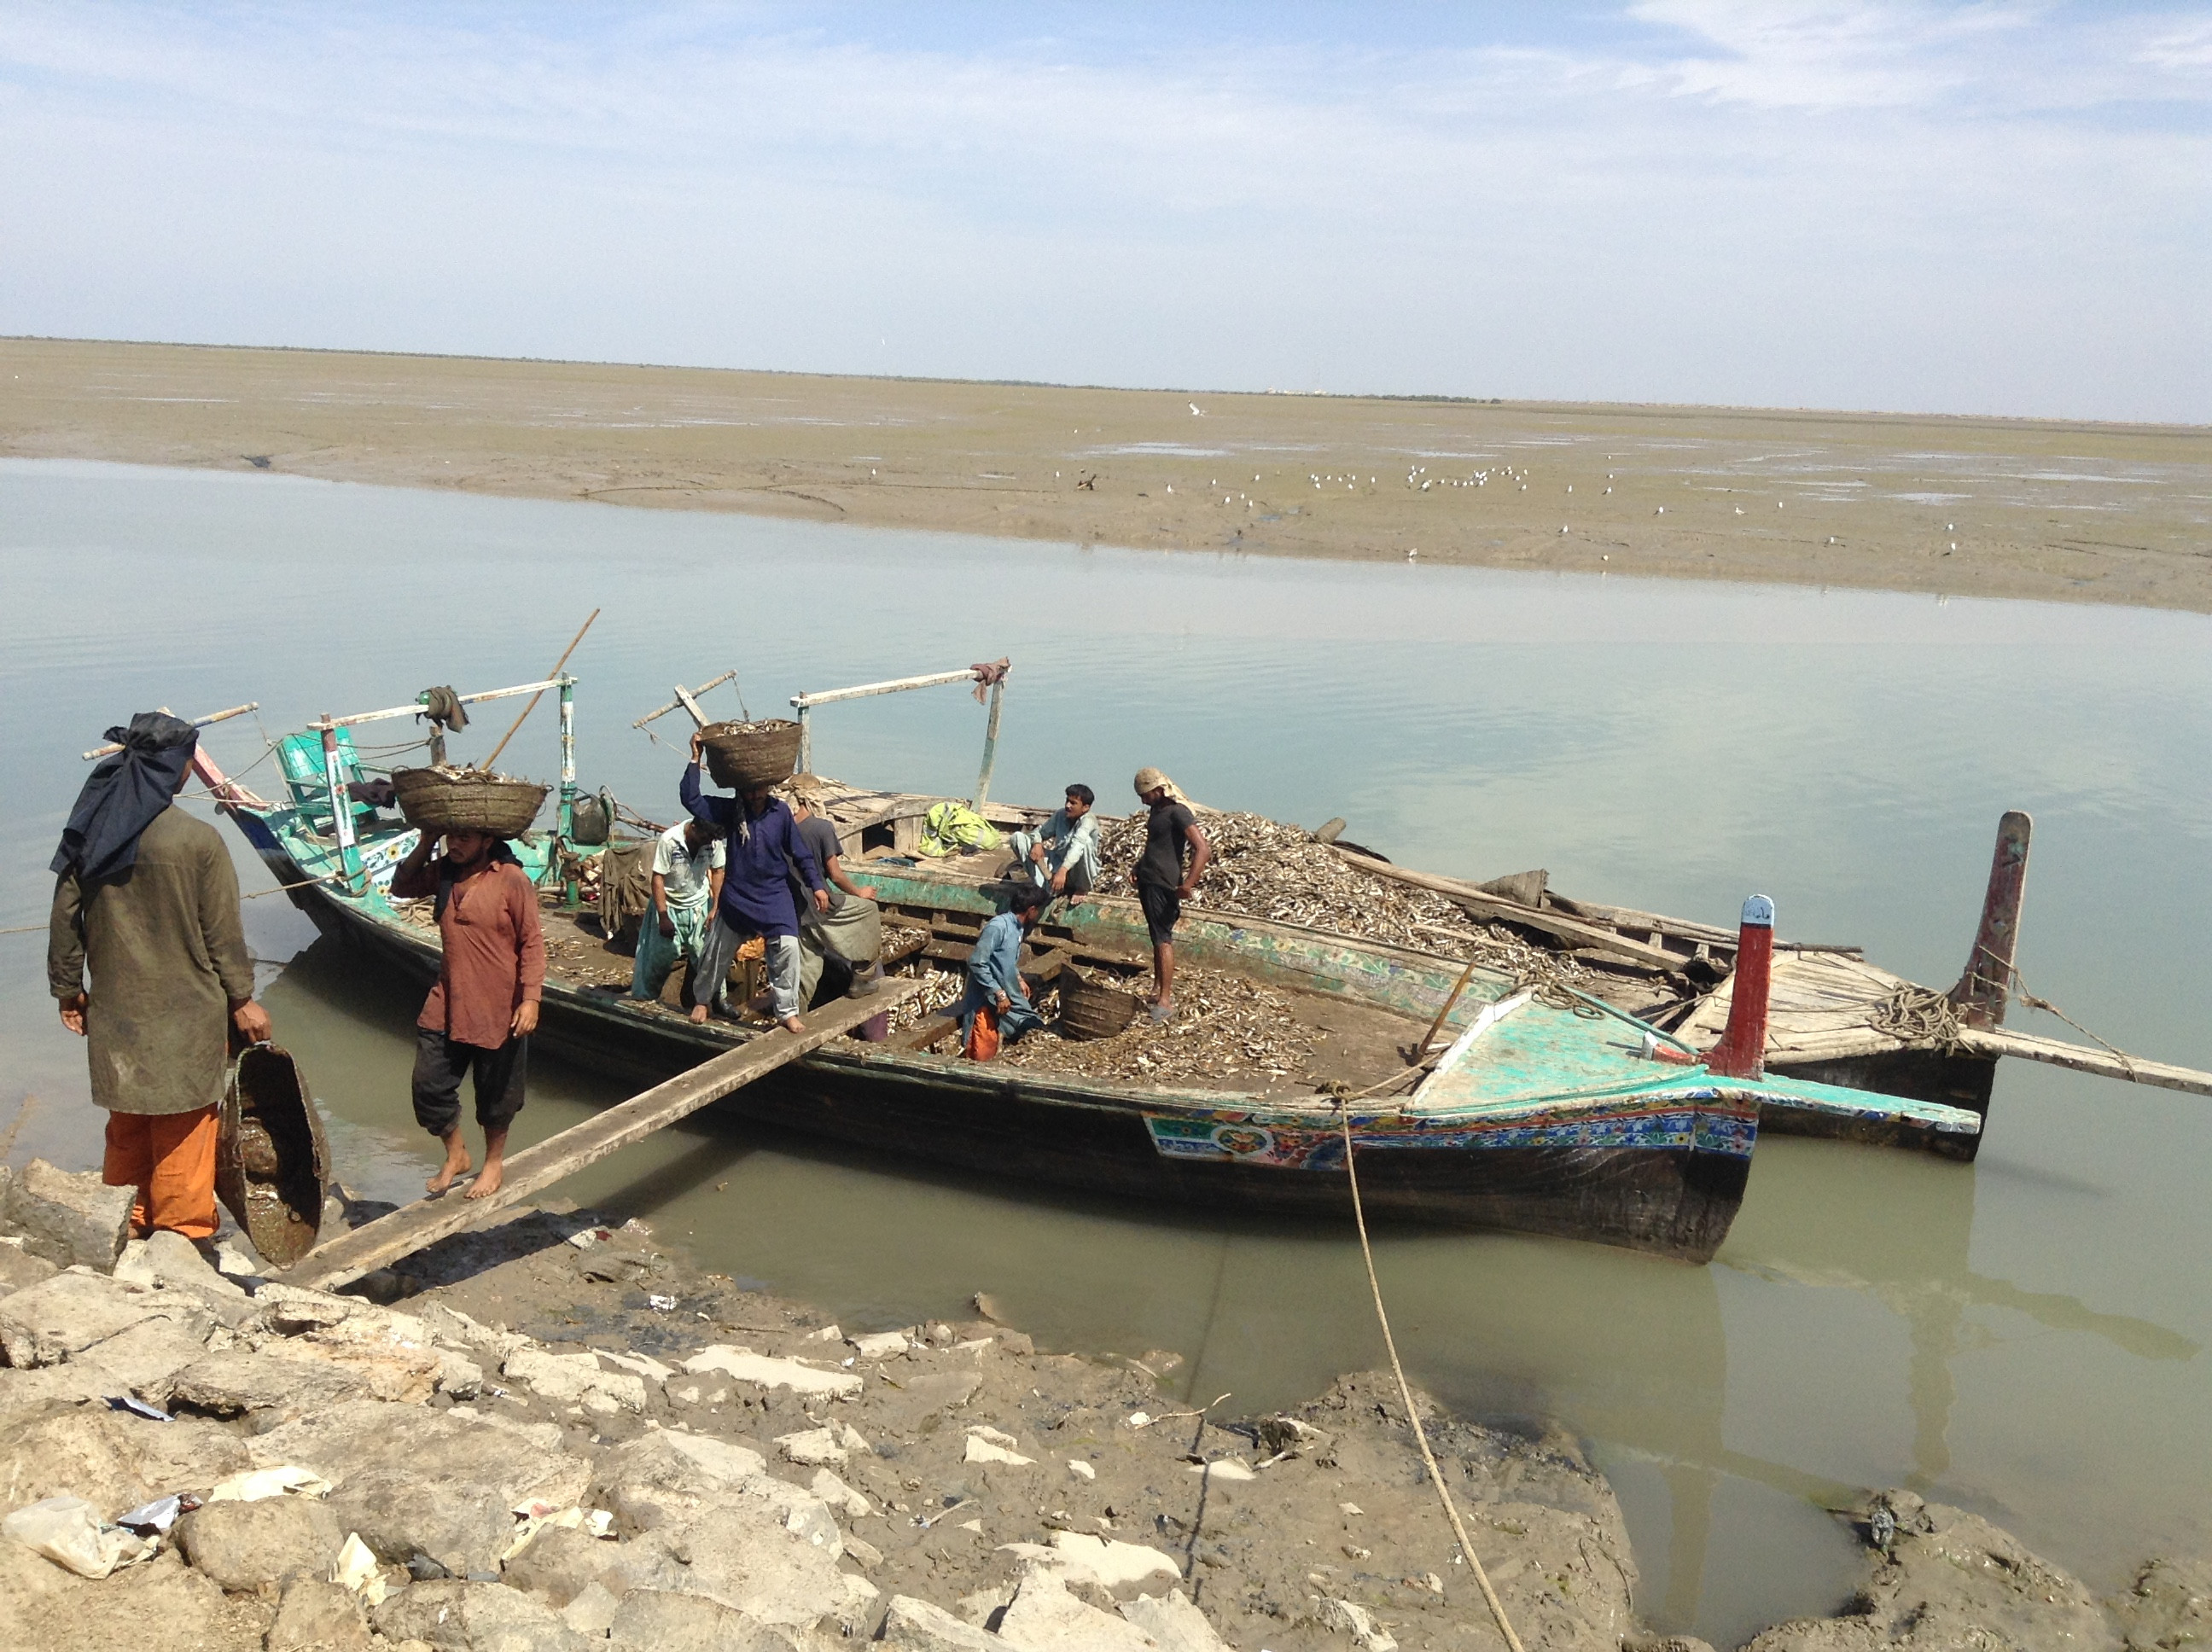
[1058, 965, 1143, 1041]
[391, 766, 549, 838]
[701, 719, 803, 790]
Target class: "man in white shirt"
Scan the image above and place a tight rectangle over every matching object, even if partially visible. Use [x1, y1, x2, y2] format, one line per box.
[630, 818, 726, 1022]
[1007, 783, 1100, 899]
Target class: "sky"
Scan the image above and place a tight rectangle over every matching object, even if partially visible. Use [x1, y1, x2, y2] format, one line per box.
[2, 3, 2207, 423]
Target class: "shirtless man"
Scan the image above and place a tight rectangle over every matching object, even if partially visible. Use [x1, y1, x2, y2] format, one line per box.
[390, 826, 544, 1199]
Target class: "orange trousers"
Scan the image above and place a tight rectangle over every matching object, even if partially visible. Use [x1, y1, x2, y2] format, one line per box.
[102, 1106, 219, 1242]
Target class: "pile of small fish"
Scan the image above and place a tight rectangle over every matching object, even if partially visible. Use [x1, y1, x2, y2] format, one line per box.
[882, 962, 964, 1034]
[1091, 809, 1577, 975]
[999, 967, 1320, 1087]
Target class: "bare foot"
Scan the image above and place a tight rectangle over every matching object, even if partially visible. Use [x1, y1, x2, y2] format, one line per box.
[464, 1160, 504, 1201]
[779, 1015, 806, 1035]
[426, 1143, 472, 1195]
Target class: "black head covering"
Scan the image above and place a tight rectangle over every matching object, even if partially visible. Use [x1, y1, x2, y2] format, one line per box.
[51, 713, 200, 883]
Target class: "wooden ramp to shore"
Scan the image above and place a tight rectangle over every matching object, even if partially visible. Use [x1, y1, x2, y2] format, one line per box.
[288, 983, 920, 1292]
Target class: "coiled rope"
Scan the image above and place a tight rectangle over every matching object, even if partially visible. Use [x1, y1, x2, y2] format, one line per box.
[1336, 1102, 1527, 1652]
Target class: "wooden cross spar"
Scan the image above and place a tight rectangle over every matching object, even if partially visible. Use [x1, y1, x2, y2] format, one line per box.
[287, 982, 918, 1291]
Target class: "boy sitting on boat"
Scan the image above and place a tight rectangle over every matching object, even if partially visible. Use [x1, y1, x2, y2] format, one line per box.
[1007, 782, 1100, 898]
[683, 731, 828, 1034]
[960, 881, 1051, 1056]
[389, 825, 545, 1200]
[630, 817, 726, 1022]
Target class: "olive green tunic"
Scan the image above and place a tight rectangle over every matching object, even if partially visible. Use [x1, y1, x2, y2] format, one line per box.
[47, 807, 254, 1116]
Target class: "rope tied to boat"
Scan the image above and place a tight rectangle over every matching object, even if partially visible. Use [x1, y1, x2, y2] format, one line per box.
[1869, 984, 1970, 1054]
[1333, 1097, 1528, 1652]
[1981, 946, 2139, 1082]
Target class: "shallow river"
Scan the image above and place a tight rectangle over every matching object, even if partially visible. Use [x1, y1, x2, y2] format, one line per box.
[3, 459, 2207, 1646]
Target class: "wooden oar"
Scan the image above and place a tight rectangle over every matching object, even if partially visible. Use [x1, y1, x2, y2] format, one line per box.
[482, 609, 599, 769]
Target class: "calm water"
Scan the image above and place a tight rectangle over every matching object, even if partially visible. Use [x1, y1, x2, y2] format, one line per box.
[3, 459, 2207, 1646]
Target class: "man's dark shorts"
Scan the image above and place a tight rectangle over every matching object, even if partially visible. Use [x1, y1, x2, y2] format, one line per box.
[1138, 882, 1183, 947]
[412, 1027, 527, 1137]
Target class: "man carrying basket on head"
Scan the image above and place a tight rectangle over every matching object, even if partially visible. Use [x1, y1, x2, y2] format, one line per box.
[682, 730, 827, 1035]
[390, 825, 544, 1200]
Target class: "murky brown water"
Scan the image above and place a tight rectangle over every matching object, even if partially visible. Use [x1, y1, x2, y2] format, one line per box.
[4, 459, 2207, 1646]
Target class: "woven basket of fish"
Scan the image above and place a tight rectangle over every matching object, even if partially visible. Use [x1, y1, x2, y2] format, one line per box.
[216, 1042, 329, 1267]
[1058, 965, 1144, 1041]
[701, 719, 803, 789]
[391, 765, 549, 837]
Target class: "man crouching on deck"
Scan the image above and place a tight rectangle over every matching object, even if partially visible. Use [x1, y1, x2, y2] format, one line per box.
[683, 731, 827, 1034]
[390, 827, 545, 1199]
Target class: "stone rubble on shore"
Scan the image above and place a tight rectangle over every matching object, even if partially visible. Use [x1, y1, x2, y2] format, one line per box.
[1, 1160, 2202, 1651]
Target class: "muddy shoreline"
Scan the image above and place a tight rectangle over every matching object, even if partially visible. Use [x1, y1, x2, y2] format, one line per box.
[3, 1162, 2204, 1650]
[4, 337, 2208, 614]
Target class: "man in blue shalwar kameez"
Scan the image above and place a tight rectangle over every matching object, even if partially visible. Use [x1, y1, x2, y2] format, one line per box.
[959, 881, 1051, 1054]
[680, 732, 826, 1033]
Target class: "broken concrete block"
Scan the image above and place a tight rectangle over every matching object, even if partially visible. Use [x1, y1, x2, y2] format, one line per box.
[504, 1522, 623, 1608]
[808, 1466, 873, 1519]
[562, 1579, 623, 1637]
[141, 1230, 252, 1323]
[676, 1500, 851, 1628]
[607, 1588, 792, 1652]
[597, 1347, 673, 1382]
[0, 1242, 60, 1299]
[0, 1271, 210, 1367]
[0, 1401, 248, 1515]
[505, 1346, 647, 1415]
[882, 1594, 1003, 1651]
[999, 1570, 1156, 1652]
[965, 1435, 1034, 1468]
[678, 1345, 863, 1399]
[327, 1464, 517, 1581]
[153, 1346, 370, 1416]
[1314, 1595, 1397, 1652]
[587, 1429, 771, 1533]
[0, 1159, 133, 1271]
[372, 1577, 592, 1650]
[776, 1426, 846, 1467]
[265, 1576, 374, 1652]
[848, 1329, 910, 1360]
[68, 1314, 215, 1397]
[1121, 1589, 1232, 1652]
[176, 1495, 343, 1591]
[1040, 1532, 1181, 1589]
[876, 1368, 980, 1428]
[836, 1571, 886, 1639]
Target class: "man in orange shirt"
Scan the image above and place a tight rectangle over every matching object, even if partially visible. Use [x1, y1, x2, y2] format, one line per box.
[390, 826, 545, 1200]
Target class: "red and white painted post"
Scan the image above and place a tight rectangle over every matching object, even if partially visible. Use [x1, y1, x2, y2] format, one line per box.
[1702, 894, 1775, 1079]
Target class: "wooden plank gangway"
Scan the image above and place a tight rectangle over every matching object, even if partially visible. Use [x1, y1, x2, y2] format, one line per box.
[288, 984, 919, 1291]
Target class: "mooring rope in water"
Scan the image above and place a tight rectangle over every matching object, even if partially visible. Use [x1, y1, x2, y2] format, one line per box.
[1336, 1102, 1528, 1652]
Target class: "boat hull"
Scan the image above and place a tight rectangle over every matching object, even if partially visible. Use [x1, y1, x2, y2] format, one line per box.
[742, 1054, 1749, 1260]
[282, 875, 1749, 1262]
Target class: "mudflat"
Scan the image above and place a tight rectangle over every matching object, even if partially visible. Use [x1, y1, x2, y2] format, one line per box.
[5, 335, 2208, 611]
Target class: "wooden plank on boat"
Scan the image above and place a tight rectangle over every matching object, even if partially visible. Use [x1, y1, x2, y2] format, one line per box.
[883, 1011, 960, 1053]
[1335, 849, 1690, 972]
[1956, 1027, 2212, 1097]
[287, 982, 920, 1290]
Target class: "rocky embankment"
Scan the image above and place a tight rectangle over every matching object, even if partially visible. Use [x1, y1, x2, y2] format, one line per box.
[1, 1156, 2206, 1652]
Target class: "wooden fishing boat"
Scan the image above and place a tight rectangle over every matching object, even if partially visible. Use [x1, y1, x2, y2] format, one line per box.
[177, 671, 2000, 1265]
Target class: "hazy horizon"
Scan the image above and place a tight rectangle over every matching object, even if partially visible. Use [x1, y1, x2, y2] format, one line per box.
[4, 3, 2207, 425]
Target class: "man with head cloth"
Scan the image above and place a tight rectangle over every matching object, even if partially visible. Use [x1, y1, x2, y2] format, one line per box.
[48, 713, 272, 1245]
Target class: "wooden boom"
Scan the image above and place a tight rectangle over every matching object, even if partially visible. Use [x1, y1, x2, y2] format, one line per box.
[288, 983, 918, 1290]
[1957, 1027, 2212, 1098]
